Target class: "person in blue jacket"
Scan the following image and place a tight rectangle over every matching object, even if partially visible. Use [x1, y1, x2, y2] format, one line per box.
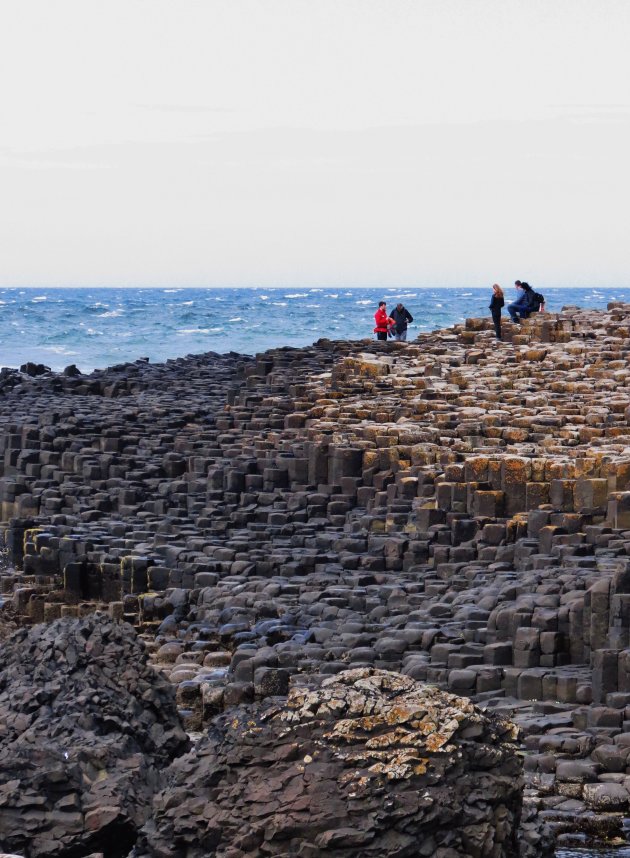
[507, 280, 534, 323]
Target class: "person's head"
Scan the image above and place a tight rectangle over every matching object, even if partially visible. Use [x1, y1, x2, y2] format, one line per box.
[515, 280, 523, 290]
[493, 284, 504, 298]
[396, 303, 403, 311]
[378, 301, 386, 308]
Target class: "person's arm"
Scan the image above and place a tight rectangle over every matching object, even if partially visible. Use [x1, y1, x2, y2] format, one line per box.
[405, 309, 413, 323]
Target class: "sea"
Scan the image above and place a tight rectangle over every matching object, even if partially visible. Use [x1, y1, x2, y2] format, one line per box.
[1, 286, 629, 374]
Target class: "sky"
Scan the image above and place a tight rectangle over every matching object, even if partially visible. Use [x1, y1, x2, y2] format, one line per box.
[1, 0, 629, 289]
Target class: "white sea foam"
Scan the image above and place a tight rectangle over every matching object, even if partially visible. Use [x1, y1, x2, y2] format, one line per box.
[181, 301, 194, 306]
[228, 317, 242, 322]
[272, 301, 287, 307]
[98, 309, 124, 318]
[285, 293, 308, 298]
[42, 346, 79, 355]
[356, 300, 372, 305]
[163, 289, 181, 293]
[177, 327, 224, 334]
[86, 328, 103, 336]
[259, 295, 269, 300]
[32, 296, 47, 302]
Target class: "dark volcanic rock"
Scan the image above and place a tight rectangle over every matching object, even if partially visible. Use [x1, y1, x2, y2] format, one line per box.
[0, 614, 189, 858]
[137, 668, 523, 858]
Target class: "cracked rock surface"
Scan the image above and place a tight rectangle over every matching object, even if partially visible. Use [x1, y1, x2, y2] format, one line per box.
[135, 667, 523, 858]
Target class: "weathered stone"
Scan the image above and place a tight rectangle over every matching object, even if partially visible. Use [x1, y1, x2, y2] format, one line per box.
[136, 668, 522, 858]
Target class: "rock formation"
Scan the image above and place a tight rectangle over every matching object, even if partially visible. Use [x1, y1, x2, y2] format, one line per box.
[3, 304, 630, 851]
[0, 614, 189, 858]
[136, 667, 522, 858]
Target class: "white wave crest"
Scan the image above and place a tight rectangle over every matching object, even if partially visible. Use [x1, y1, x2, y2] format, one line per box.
[177, 327, 223, 334]
[42, 346, 79, 355]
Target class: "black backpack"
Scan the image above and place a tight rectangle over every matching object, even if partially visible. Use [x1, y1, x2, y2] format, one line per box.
[529, 291, 545, 311]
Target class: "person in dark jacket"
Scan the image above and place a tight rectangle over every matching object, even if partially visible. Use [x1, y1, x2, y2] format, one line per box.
[507, 280, 534, 323]
[489, 284, 504, 339]
[390, 303, 414, 341]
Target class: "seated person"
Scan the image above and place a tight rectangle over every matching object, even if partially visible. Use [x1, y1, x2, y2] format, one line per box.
[507, 280, 534, 323]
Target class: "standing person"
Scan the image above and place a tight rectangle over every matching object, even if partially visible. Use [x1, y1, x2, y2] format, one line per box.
[507, 280, 534, 323]
[390, 302, 414, 341]
[489, 284, 504, 339]
[374, 301, 394, 341]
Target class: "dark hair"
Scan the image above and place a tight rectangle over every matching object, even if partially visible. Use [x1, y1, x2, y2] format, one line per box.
[515, 280, 522, 286]
[378, 301, 386, 307]
[521, 282, 532, 291]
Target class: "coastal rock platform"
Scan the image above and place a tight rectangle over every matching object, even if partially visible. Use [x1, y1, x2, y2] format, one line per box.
[2, 303, 630, 853]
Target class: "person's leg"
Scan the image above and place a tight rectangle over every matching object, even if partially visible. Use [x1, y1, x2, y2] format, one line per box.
[377, 332, 387, 341]
[507, 303, 520, 322]
[492, 312, 501, 339]
[399, 330, 407, 341]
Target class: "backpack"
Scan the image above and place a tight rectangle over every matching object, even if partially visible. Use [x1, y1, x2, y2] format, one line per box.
[530, 291, 545, 311]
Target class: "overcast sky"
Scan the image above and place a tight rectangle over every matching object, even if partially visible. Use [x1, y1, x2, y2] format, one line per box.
[1, 1, 629, 288]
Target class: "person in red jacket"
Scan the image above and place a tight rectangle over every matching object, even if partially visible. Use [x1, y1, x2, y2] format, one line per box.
[374, 301, 394, 341]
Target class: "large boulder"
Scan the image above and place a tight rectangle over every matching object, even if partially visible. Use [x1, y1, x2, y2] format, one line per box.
[0, 614, 189, 857]
[138, 667, 523, 857]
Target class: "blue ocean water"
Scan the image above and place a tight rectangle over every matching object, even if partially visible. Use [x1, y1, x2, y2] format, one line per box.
[0, 286, 628, 373]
